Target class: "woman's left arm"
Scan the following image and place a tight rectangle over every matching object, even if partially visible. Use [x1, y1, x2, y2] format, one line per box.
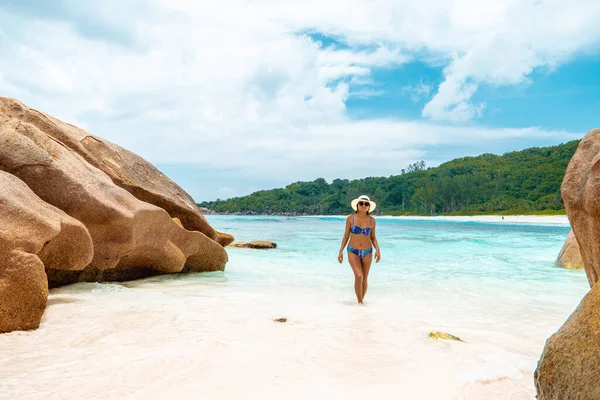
[371, 218, 381, 263]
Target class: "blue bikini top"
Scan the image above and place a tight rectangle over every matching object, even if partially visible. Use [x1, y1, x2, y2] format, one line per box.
[350, 215, 372, 236]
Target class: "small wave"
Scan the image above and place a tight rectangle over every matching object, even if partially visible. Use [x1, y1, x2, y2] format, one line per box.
[90, 283, 131, 293]
[121, 272, 228, 288]
[457, 353, 527, 385]
[46, 296, 81, 306]
[50, 282, 131, 294]
[317, 217, 345, 222]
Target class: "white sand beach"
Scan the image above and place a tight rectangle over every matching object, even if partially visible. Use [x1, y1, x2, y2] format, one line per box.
[379, 215, 570, 226]
[0, 215, 586, 400]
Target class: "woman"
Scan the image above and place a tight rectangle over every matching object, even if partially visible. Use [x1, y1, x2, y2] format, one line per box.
[337, 195, 381, 304]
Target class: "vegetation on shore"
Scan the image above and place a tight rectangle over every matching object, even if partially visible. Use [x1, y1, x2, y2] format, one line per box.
[198, 140, 579, 216]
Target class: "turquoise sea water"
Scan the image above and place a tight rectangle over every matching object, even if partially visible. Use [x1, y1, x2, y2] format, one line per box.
[211, 215, 586, 293]
[0, 216, 590, 400]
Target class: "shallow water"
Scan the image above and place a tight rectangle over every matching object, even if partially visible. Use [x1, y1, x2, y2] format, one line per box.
[0, 216, 589, 399]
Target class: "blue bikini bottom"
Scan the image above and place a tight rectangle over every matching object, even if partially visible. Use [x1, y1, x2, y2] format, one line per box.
[347, 246, 373, 260]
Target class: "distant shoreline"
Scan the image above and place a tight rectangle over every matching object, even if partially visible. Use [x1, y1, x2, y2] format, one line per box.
[203, 211, 571, 226]
[377, 214, 570, 226]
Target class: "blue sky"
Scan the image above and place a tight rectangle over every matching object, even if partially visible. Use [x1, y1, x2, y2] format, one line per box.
[1, 1, 599, 201]
[348, 55, 600, 132]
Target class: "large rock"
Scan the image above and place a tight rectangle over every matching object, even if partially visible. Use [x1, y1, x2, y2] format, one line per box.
[535, 128, 600, 398]
[561, 129, 600, 286]
[0, 98, 231, 246]
[0, 171, 93, 333]
[0, 97, 231, 332]
[555, 230, 584, 270]
[534, 283, 600, 399]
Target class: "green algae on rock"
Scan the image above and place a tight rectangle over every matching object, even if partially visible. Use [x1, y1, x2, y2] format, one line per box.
[429, 332, 465, 342]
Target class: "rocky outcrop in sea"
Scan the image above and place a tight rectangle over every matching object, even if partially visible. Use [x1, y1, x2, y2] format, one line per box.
[555, 230, 584, 269]
[229, 241, 277, 249]
[535, 128, 600, 399]
[0, 97, 231, 333]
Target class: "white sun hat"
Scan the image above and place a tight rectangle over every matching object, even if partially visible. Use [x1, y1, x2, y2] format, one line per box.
[351, 195, 376, 212]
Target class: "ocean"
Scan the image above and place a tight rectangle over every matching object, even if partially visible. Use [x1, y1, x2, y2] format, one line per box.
[0, 216, 589, 399]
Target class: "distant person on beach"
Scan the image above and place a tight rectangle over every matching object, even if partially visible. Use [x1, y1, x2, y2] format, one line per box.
[338, 195, 381, 304]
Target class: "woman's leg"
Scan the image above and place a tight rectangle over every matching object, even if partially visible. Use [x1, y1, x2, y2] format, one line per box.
[347, 251, 364, 303]
[361, 252, 373, 301]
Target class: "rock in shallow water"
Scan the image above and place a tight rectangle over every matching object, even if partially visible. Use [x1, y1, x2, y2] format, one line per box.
[229, 241, 277, 249]
[560, 128, 600, 285]
[534, 284, 600, 400]
[0, 97, 232, 333]
[555, 230, 584, 270]
[229, 240, 277, 249]
[536, 128, 600, 398]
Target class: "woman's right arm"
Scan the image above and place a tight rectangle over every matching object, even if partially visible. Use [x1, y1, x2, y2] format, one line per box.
[338, 216, 351, 263]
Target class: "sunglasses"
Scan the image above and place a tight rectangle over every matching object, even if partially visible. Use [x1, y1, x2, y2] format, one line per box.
[358, 201, 370, 207]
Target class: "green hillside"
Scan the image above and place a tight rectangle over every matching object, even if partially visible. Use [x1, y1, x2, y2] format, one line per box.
[198, 140, 580, 215]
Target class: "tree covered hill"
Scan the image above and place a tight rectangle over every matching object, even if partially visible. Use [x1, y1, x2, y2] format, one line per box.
[198, 140, 580, 215]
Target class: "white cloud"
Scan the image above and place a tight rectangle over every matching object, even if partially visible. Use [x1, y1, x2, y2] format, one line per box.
[0, 0, 597, 200]
[422, 77, 484, 122]
[318, 46, 410, 68]
[2, 1, 597, 126]
[401, 81, 434, 103]
[349, 88, 386, 99]
[250, 0, 600, 121]
[317, 65, 370, 83]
